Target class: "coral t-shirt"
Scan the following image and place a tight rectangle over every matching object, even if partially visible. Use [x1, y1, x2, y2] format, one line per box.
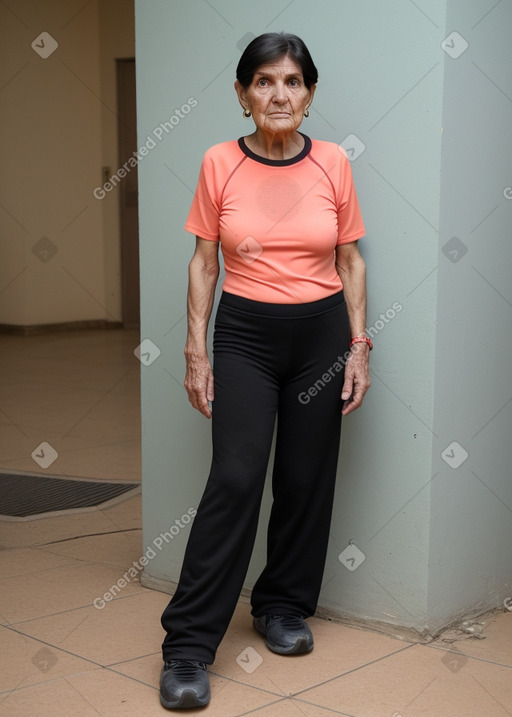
[184, 133, 365, 304]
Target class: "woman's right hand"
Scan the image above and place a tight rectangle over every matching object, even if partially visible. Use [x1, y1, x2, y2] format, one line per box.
[184, 350, 214, 418]
[183, 237, 220, 418]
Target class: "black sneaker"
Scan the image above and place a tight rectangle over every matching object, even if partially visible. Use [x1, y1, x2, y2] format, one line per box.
[253, 615, 314, 654]
[160, 659, 210, 710]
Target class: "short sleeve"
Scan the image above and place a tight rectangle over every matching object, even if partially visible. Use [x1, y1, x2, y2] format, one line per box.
[336, 152, 365, 245]
[184, 152, 221, 242]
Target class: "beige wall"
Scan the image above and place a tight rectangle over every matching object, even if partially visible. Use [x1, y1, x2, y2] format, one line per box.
[99, 0, 136, 323]
[0, 0, 134, 327]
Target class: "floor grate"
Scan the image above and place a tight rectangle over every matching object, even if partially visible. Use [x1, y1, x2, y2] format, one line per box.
[0, 472, 139, 518]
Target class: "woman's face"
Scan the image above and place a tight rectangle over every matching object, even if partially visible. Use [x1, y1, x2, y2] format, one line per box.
[235, 54, 315, 136]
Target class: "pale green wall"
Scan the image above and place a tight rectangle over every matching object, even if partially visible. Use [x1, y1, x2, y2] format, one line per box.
[136, 0, 511, 636]
[428, 0, 512, 631]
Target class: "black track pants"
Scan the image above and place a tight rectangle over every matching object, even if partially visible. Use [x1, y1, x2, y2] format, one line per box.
[161, 290, 350, 664]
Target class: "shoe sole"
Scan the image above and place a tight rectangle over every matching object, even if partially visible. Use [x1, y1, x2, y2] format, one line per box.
[160, 688, 210, 710]
[266, 635, 314, 655]
[254, 618, 314, 655]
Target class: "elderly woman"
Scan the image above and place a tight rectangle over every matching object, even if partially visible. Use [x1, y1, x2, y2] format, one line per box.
[159, 32, 371, 710]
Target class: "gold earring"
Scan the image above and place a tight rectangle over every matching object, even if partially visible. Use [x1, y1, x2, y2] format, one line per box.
[304, 108, 310, 118]
[243, 109, 252, 118]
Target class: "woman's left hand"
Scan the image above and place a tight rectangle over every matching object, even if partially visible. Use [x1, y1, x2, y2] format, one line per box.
[341, 342, 371, 415]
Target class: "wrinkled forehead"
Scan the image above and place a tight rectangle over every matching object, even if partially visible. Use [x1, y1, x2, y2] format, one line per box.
[253, 55, 304, 78]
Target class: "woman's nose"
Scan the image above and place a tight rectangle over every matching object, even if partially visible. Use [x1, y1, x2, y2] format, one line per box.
[272, 83, 287, 103]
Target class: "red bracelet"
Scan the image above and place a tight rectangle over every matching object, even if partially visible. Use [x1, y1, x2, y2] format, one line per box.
[349, 336, 373, 350]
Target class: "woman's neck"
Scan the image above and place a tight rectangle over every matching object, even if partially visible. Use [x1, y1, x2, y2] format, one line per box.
[244, 130, 305, 160]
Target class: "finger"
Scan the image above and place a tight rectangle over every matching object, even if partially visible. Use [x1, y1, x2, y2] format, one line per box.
[341, 374, 353, 401]
[341, 398, 355, 416]
[186, 383, 212, 419]
[350, 388, 364, 410]
[342, 383, 367, 415]
[195, 392, 212, 418]
[199, 401, 212, 419]
[342, 394, 360, 415]
[206, 371, 215, 402]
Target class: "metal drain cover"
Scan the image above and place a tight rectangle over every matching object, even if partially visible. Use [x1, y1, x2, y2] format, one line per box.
[0, 472, 139, 518]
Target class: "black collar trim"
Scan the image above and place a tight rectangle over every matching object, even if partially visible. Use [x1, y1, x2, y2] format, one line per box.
[237, 132, 312, 166]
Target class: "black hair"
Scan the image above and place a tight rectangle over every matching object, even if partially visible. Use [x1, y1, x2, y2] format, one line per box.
[236, 32, 318, 89]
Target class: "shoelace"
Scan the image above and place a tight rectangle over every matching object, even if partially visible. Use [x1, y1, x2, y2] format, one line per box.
[267, 615, 304, 629]
[164, 659, 206, 677]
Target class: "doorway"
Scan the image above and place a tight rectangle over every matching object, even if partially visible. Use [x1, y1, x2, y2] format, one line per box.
[117, 58, 140, 330]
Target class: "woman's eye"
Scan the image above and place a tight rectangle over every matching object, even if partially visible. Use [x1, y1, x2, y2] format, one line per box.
[258, 79, 268, 87]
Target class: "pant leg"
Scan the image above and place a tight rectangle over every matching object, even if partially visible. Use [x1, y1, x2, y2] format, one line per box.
[251, 298, 350, 618]
[161, 301, 283, 664]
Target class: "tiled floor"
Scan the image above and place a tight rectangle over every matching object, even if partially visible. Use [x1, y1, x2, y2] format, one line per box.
[1, 330, 511, 715]
[0, 329, 141, 481]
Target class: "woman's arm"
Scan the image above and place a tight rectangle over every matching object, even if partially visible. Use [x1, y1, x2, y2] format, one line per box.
[335, 241, 371, 416]
[184, 237, 220, 418]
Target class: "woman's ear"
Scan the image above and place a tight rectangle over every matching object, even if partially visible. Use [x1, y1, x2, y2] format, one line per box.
[234, 79, 249, 112]
[307, 83, 317, 109]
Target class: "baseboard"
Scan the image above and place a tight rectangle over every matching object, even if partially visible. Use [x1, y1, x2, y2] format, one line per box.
[140, 571, 430, 644]
[0, 319, 124, 336]
[140, 572, 179, 596]
[140, 570, 506, 646]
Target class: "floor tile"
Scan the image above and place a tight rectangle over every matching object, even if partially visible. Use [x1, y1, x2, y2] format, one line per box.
[297, 642, 512, 717]
[0, 670, 150, 717]
[0, 663, 280, 717]
[250, 700, 352, 715]
[45, 440, 141, 482]
[0, 677, 101, 717]
[0, 500, 134, 549]
[106, 652, 163, 685]
[1, 563, 142, 624]
[213, 605, 409, 697]
[39, 529, 143, 569]
[101, 494, 142, 530]
[0, 546, 81, 579]
[112, 654, 283, 716]
[0, 330, 141, 482]
[15, 590, 170, 665]
[2, 438, 141, 483]
[0, 625, 97, 693]
[1, 379, 126, 437]
[429, 609, 512, 668]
